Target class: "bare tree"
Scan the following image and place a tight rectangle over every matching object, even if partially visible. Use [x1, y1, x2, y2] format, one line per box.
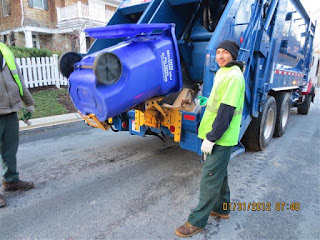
[0, 13, 20, 46]
[34, 19, 90, 53]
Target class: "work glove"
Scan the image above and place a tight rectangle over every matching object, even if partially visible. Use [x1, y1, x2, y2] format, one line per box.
[201, 138, 215, 155]
[26, 105, 35, 114]
[21, 106, 34, 127]
[197, 96, 208, 106]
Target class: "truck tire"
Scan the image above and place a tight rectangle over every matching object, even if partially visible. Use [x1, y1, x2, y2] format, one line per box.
[242, 96, 277, 151]
[274, 92, 290, 137]
[297, 94, 311, 115]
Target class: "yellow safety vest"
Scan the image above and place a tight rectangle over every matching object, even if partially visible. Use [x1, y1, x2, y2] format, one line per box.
[0, 43, 23, 96]
[198, 65, 245, 146]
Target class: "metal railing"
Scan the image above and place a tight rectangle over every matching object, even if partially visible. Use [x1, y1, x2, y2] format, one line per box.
[57, 2, 114, 23]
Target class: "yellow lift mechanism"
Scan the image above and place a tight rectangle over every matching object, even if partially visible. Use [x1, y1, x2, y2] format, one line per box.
[80, 113, 112, 131]
[134, 97, 182, 142]
[80, 96, 183, 142]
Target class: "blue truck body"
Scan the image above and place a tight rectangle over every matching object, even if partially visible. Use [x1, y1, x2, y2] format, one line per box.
[62, 0, 316, 156]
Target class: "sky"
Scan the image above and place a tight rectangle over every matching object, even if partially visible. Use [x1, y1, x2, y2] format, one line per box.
[300, 0, 320, 50]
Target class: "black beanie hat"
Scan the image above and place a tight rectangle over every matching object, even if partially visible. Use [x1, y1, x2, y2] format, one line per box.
[217, 40, 240, 59]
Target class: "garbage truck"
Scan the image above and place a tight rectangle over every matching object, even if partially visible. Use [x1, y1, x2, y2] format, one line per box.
[59, 0, 317, 156]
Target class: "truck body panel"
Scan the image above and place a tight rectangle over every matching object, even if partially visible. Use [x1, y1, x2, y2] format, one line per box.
[61, 0, 316, 156]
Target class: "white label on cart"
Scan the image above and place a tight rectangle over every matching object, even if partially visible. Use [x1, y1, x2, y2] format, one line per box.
[132, 120, 140, 132]
[161, 50, 174, 83]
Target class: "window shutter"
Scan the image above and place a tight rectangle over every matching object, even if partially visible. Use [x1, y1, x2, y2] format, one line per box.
[2, 0, 11, 16]
[28, 0, 33, 7]
[44, 0, 48, 10]
[7, 1, 11, 16]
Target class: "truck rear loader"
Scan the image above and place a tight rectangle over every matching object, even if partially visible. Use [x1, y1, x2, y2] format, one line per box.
[59, 0, 318, 157]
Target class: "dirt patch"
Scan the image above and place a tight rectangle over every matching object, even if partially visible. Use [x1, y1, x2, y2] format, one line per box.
[29, 86, 60, 93]
[57, 93, 78, 113]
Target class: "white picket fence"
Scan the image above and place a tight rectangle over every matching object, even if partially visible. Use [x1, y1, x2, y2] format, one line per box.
[16, 54, 68, 88]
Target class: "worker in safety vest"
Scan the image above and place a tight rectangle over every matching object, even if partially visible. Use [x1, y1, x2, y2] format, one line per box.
[0, 43, 35, 208]
[176, 40, 245, 237]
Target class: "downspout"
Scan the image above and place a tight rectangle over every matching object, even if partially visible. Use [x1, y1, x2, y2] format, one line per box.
[20, 0, 24, 27]
[20, 0, 27, 47]
[20, 0, 31, 48]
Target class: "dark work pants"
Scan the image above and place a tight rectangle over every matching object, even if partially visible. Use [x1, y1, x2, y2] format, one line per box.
[0, 112, 19, 183]
[187, 145, 232, 228]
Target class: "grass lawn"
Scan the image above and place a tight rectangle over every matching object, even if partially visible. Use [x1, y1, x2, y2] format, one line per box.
[19, 87, 76, 119]
[31, 88, 69, 118]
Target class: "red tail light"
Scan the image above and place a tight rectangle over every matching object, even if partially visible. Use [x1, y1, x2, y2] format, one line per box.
[122, 122, 128, 128]
[183, 114, 196, 121]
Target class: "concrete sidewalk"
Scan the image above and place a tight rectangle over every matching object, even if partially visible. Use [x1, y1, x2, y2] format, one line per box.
[19, 112, 83, 131]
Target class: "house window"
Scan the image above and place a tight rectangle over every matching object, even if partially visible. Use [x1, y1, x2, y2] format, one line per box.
[0, 35, 5, 43]
[1, 0, 11, 16]
[2, 33, 15, 46]
[10, 32, 15, 46]
[32, 34, 40, 48]
[28, 0, 48, 10]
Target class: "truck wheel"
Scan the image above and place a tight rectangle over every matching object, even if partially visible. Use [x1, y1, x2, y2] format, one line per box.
[274, 92, 290, 137]
[297, 94, 311, 115]
[242, 96, 277, 151]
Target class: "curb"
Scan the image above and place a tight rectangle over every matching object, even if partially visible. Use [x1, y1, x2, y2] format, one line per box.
[19, 113, 83, 131]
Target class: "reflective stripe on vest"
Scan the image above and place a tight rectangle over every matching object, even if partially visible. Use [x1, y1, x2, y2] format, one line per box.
[0, 43, 23, 96]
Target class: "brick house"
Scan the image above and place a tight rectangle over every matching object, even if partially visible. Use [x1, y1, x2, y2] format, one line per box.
[0, 0, 121, 53]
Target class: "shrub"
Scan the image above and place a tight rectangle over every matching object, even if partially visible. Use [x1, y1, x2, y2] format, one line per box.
[9, 46, 62, 58]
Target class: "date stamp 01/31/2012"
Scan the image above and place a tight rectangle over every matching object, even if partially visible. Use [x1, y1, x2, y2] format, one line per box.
[223, 202, 300, 212]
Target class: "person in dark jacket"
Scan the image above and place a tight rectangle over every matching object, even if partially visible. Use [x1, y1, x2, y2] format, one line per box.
[175, 40, 245, 237]
[0, 43, 35, 208]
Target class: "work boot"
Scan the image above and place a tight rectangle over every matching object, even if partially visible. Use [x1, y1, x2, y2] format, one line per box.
[210, 210, 230, 219]
[175, 222, 203, 237]
[2, 180, 34, 192]
[0, 194, 6, 208]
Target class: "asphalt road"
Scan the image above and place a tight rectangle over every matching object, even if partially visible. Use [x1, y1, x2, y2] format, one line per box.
[0, 95, 319, 240]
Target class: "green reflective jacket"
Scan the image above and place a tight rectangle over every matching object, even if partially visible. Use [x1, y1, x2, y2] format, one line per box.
[198, 65, 245, 146]
[0, 43, 23, 96]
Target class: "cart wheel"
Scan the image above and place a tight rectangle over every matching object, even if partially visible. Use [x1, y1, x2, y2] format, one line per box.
[274, 92, 291, 137]
[242, 96, 277, 151]
[59, 52, 82, 78]
[93, 52, 122, 85]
